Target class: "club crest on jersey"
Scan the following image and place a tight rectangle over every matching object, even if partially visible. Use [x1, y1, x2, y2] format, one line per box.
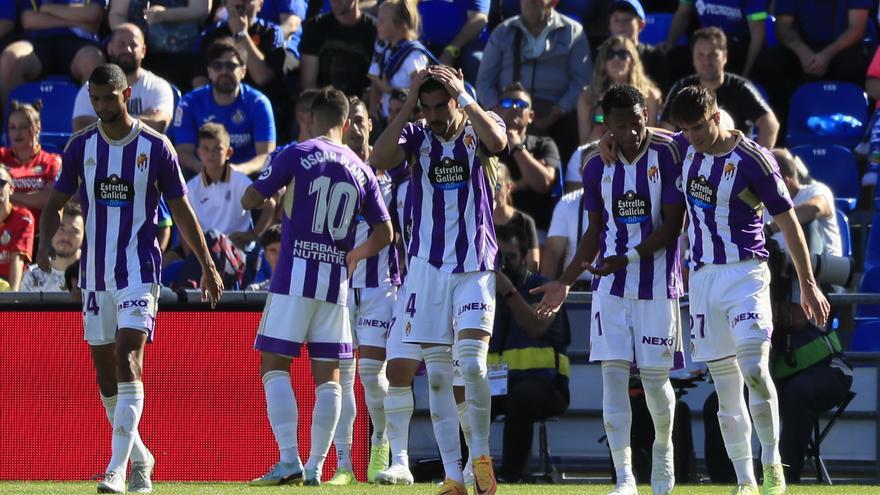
[614, 190, 651, 224]
[32, 165, 43, 174]
[232, 109, 245, 124]
[687, 175, 716, 209]
[429, 156, 469, 190]
[647, 166, 659, 182]
[136, 152, 149, 171]
[405, 321, 411, 336]
[464, 133, 476, 151]
[0, 230, 10, 245]
[723, 162, 736, 178]
[85, 157, 96, 167]
[96, 174, 134, 207]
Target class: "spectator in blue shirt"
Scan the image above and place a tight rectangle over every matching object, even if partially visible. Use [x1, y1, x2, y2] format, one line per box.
[257, 0, 306, 38]
[661, 0, 769, 78]
[173, 38, 276, 176]
[420, 0, 490, 84]
[775, 0, 873, 85]
[0, 0, 106, 104]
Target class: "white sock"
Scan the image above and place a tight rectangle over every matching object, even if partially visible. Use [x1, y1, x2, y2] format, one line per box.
[102, 394, 150, 464]
[263, 371, 300, 465]
[359, 358, 389, 447]
[709, 357, 756, 486]
[306, 381, 342, 475]
[737, 343, 782, 466]
[602, 361, 633, 481]
[457, 339, 490, 459]
[423, 346, 463, 484]
[640, 368, 676, 451]
[333, 358, 356, 471]
[105, 382, 144, 476]
[456, 400, 472, 451]
[384, 385, 414, 467]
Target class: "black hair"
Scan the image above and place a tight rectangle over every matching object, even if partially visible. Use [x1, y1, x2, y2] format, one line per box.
[600, 83, 646, 118]
[348, 96, 368, 116]
[496, 226, 526, 256]
[64, 261, 80, 292]
[88, 64, 128, 91]
[668, 85, 717, 126]
[501, 81, 530, 101]
[418, 77, 448, 98]
[63, 201, 83, 219]
[205, 37, 247, 66]
[296, 88, 320, 113]
[311, 86, 350, 128]
[259, 224, 282, 247]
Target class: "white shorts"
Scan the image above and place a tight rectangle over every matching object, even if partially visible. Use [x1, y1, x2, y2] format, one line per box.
[83, 284, 160, 345]
[400, 257, 495, 345]
[386, 283, 423, 361]
[348, 285, 397, 349]
[589, 291, 683, 369]
[255, 293, 353, 360]
[688, 260, 773, 362]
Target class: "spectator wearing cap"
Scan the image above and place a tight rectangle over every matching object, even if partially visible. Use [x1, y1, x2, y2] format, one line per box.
[172, 38, 276, 175]
[477, 0, 591, 161]
[0, 165, 34, 292]
[608, 0, 670, 93]
[661, 0, 769, 78]
[72, 24, 175, 133]
[0, 0, 106, 105]
[776, 0, 872, 86]
[659, 27, 779, 148]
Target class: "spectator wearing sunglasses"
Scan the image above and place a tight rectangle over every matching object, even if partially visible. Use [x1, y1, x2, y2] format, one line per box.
[607, 0, 670, 94]
[577, 36, 661, 144]
[0, 166, 35, 292]
[172, 38, 276, 175]
[494, 82, 561, 233]
[659, 27, 779, 148]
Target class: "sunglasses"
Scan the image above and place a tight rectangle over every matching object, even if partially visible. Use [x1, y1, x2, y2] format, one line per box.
[499, 98, 530, 109]
[0, 179, 8, 188]
[209, 60, 242, 72]
[607, 49, 632, 61]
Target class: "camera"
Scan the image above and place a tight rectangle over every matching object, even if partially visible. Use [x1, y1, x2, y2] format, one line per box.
[766, 237, 855, 289]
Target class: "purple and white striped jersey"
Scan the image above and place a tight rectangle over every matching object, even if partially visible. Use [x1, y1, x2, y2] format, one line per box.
[55, 120, 187, 291]
[677, 131, 793, 270]
[398, 116, 503, 273]
[253, 137, 390, 306]
[583, 130, 685, 300]
[350, 163, 410, 288]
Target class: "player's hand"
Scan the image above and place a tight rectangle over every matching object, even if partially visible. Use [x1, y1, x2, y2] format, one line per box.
[529, 281, 570, 319]
[408, 69, 431, 99]
[35, 246, 52, 273]
[428, 65, 466, 99]
[800, 281, 830, 328]
[585, 255, 628, 277]
[345, 249, 363, 276]
[599, 130, 617, 164]
[201, 265, 224, 309]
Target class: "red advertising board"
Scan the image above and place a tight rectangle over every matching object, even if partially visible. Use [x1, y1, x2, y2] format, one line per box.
[0, 311, 370, 481]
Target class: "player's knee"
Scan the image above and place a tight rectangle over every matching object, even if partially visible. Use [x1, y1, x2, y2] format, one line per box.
[427, 368, 452, 392]
[737, 354, 771, 394]
[639, 368, 669, 392]
[458, 355, 486, 382]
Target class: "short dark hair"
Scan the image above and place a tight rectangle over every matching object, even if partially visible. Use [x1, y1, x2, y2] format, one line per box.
[692, 26, 727, 51]
[64, 261, 80, 291]
[348, 96, 368, 116]
[418, 77, 448, 98]
[259, 224, 281, 247]
[89, 64, 128, 91]
[63, 201, 83, 219]
[496, 226, 526, 256]
[600, 84, 646, 118]
[296, 88, 320, 113]
[198, 122, 231, 147]
[668, 85, 717, 126]
[205, 37, 247, 66]
[501, 82, 530, 101]
[311, 86, 350, 128]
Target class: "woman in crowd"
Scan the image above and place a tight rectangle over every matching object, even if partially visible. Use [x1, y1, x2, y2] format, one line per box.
[577, 35, 661, 144]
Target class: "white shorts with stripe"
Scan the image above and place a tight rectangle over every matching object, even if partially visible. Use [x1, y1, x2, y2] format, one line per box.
[386, 282, 423, 361]
[83, 283, 160, 345]
[348, 284, 397, 349]
[255, 293, 353, 360]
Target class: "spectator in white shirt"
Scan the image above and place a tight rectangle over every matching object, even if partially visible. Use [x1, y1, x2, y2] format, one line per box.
[540, 188, 590, 287]
[563, 140, 598, 192]
[20, 202, 82, 292]
[186, 123, 275, 252]
[72, 24, 175, 133]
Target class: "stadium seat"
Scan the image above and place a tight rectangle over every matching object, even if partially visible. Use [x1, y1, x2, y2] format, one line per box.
[787, 82, 868, 148]
[849, 320, 880, 352]
[641, 13, 688, 46]
[790, 145, 859, 212]
[418, 1, 468, 46]
[856, 267, 880, 320]
[837, 209, 852, 257]
[865, 213, 880, 271]
[4, 77, 80, 153]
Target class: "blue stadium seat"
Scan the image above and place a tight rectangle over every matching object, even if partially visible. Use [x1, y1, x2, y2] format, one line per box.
[791, 144, 859, 212]
[418, 1, 468, 46]
[849, 320, 880, 352]
[641, 13, 688, 46]
[865, 212, 880, 271]
[4, 77, 81, 153]
[837, 209, 852, 257]
[856, 267, 880, 321]
[787, 82, 868, 148]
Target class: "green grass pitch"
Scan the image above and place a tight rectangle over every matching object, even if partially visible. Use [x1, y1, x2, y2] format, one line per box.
[1, 483, 878, 495]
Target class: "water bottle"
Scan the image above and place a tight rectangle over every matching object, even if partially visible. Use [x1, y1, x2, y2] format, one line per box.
[806, 113, 864, 137]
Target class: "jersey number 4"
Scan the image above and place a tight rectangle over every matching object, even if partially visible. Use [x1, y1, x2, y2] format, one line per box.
[308, 176, 358, 239]
[86, 292, 100, 315]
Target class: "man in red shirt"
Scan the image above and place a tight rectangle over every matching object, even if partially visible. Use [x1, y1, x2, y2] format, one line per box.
[0, 166, 35, 291]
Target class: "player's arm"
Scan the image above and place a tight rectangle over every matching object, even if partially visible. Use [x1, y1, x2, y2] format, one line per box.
[242, 185, 270, 210]
[766, 195, 831, 234]
[36, 188, 73, 272]
[431, 65, 507, 154]
[166, 196, 223, 306]
[498, 273, 554, 338]
[347, 220, 393, 275]
[773, 208, 830, 326]
[372, 70, 430, 170]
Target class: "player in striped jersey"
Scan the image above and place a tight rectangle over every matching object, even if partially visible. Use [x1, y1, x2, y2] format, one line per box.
[533, 85, 686, 495]
[37, 64, 224, 495]
[372, 65, 507, 495]
[243, 88, 393, 486]
[326, 97, 404, 485]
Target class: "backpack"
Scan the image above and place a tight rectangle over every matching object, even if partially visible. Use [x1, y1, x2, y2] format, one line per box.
[174, 230, 246, 290]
